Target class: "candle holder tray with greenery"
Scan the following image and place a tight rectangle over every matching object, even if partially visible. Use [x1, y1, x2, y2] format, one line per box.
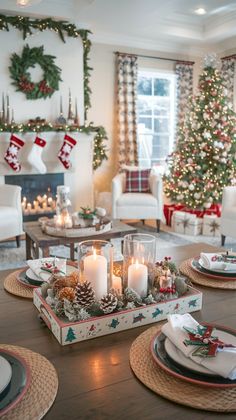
[33, 258, 202, 345]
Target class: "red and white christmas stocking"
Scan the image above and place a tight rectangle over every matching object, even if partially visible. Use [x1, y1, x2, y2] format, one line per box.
[28, 136, 47, 174]
[4, 134, 25, 172]
[58, 134, 77, 169]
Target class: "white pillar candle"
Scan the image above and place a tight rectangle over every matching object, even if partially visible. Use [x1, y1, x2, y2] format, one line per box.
[112, 275, 122, 295]
[33, 200, 38, 210]
[84, 249, 107, 300]
[128, 260, 148, 298]
[64, 215, 73, 228]
[55, 214, 63, 228]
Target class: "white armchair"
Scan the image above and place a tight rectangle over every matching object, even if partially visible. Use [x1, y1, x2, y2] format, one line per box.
[112, 172, 163, 231]
[220, 186, 236, 246]
[0, 185, 23, 247]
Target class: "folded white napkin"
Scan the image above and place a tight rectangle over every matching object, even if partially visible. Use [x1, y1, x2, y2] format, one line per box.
[27, 257, 67, 283]
[200, 252, 236, 271]
[162, 314, 236, 379]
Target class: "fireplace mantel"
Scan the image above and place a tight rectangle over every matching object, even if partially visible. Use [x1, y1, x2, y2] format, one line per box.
[0, 132, 94, 211]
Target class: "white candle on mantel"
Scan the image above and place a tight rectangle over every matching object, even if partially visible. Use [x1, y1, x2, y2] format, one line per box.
[83, 249, 107, 300]
[112, 275, 122, 295]
[128, 259, 148, 298]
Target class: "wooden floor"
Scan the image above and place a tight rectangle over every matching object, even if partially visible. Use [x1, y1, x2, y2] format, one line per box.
[0, 243, 236, 419]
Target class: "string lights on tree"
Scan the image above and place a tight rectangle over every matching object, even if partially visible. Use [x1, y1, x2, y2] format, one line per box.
[164, 53, 236, 209]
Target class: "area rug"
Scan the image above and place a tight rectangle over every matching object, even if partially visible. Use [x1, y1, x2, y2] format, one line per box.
[0, 221, 235, 271]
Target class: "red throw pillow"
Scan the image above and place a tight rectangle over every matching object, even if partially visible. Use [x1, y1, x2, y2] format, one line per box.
[125, 169, 151, 193]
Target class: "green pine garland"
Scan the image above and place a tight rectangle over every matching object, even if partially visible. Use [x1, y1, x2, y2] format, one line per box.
[0, 121, 108, 170]
[0, 14, 107, 169]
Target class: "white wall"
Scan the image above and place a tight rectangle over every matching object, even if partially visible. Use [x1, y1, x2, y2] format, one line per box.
[88, 43, 201, 196]
[0, 28, 84, 124]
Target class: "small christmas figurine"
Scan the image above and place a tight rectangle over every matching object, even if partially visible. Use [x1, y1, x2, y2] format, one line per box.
[67, 88, 74, 125]
[1, 93, 5, 123]
[6, 94, 10, 124]
[56, 95, 67, 125]
[74, 98, 80, 126]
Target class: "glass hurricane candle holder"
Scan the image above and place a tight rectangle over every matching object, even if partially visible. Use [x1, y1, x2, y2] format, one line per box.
[55, 185, 73, 228]
[123, 233, 156, 298]
[77, 240, 113, 300]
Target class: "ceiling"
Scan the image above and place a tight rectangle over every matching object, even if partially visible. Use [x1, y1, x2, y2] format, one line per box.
[1, 0, 236, 54]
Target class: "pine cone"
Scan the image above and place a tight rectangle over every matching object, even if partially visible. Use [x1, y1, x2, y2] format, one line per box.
[124, 287, 142, 303]
[100, 293, 118, 314]
[76, 281, 95, 308]
[58, 287, 76, 302]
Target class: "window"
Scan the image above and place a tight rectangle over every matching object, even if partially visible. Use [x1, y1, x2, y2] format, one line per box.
[137, 70, 176, 168]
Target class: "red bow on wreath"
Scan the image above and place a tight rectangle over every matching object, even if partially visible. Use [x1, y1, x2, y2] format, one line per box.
[183, 325, 236, 357]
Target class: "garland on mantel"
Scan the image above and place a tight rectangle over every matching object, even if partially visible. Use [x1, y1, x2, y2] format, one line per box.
[0, 14, 107, 169]
[0, 122, 108, 170]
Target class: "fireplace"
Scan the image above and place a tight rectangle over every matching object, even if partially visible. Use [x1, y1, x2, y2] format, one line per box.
[5, 173, 64, 221]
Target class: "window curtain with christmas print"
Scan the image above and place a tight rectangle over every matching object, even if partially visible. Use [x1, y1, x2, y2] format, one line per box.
[116, 53, 138, 169]
[221, 55, 236, 104]
[175, 61, 194, 126]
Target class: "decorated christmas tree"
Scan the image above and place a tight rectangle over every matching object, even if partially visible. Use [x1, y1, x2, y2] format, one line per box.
[164, 54, 236, 209]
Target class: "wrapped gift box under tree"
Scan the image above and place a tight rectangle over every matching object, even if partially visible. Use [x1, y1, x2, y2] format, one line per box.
[163, 203, 222, 226]
[172, 211, 202, 236]
[202, 214, 221, 237]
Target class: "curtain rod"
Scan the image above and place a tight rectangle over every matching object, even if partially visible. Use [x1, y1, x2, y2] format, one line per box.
[114, 51, 194, 65]
[221, 53, 236, 61]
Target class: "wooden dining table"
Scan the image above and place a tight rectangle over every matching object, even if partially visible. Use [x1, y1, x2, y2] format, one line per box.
[1, 242, 236, 419]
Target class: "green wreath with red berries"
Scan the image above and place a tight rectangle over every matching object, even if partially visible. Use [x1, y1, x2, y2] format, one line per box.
[9, 44, 62, 100]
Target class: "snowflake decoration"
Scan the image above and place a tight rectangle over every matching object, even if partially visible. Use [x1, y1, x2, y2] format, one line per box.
[62, 143, 72, 154]
[8, 145, 18, 155]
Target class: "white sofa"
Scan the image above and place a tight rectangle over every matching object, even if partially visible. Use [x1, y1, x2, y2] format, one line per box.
[0, 185, 23, 247]
[220, 186, 236, 246]
[112, 171, 163, 231]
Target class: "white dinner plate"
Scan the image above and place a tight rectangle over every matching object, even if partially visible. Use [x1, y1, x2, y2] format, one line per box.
[26, 268, 41, 282]
[0, 355, 12, 395]
[164, 338, 214, 375]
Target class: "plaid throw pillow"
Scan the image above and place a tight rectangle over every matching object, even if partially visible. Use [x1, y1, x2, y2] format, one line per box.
[125, 169, 151, 193]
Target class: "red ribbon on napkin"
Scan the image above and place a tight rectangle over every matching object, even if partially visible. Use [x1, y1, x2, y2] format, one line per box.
[184, 325, 236, 357]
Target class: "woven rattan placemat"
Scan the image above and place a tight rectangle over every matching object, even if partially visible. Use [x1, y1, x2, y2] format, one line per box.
[1, 344, 58, 419]
[4, 269, 34, 299]
[179, 259, 236, 290]
[130, 325, 236, 412]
